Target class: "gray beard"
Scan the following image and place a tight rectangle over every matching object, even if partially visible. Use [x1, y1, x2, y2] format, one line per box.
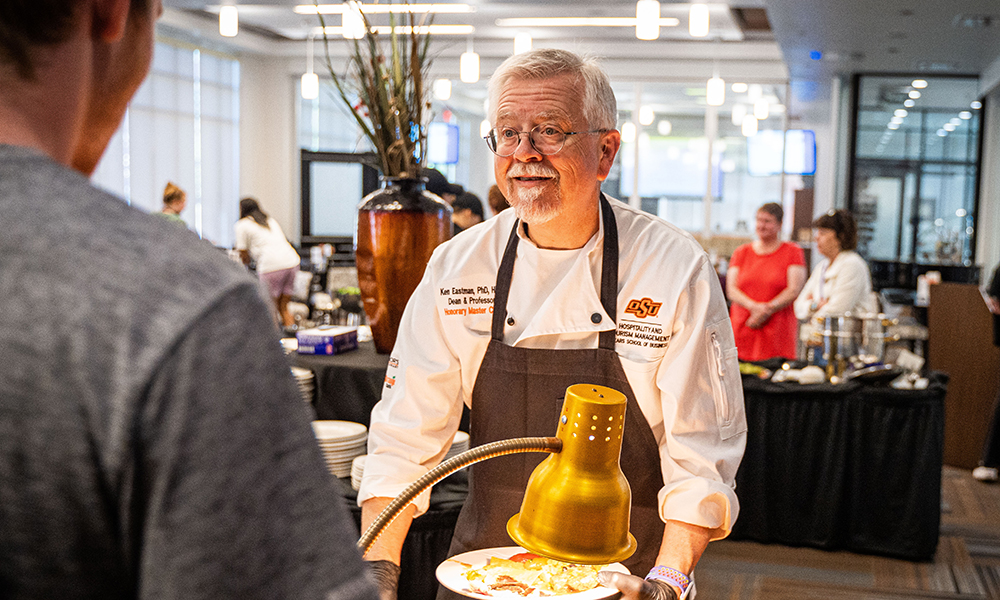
[510, 185, 561, 225]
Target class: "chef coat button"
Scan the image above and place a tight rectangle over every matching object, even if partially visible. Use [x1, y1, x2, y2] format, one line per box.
[506, 316, 515, 326]
[591, 313, 602, 324]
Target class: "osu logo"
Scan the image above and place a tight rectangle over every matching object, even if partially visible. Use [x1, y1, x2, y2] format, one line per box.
[624, 297, 662, 319]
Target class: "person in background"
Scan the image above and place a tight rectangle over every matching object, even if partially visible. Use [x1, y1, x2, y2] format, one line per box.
[235, 197, 302, 328]
[0, 1, 378, 599]
[973, 261, 1000, 482]
[156, 181, 187, 226]
[451, 191, 485, 234]
[487, 183, 510, 216]
[727, 203, 806, 361]
[359, 48, 745, 600]
[794, 209, 877, 339]
[423, 167, 464, 204]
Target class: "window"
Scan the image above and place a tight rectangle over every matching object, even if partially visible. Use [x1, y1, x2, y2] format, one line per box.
[91, 41, 240, 247]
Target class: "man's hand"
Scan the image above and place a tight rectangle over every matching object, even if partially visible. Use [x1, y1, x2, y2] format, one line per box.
[598, 571, 679, 600]
[367, 560, 401, 600]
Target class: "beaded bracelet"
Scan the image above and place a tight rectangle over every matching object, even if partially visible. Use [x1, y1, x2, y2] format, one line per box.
[645, 565, 690, 595]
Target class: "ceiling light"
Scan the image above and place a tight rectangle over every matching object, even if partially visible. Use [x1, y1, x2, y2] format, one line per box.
[741, 115, 758, 137]
[890, 116, 903, 125]
[888, 123, 900, 130]
[960, 111, 972, 119]
[894, 109, 907, 117]
[731, 104, 746, 126]
[912, 79, 928, 88]
[753, 99, 768, 119]
[296, 3, 475, 14]
[949, 117, 961, 125]
[496, 17, 679, 27]
[943, 123, 956, 131]
[219, 5, 238, 37]
[639, 105, 655, 125]
[689, 3, 709, 37]
[480, 119, 491, 138]
[460, 50, 480, 83]
[657, 120, 672, 135]
[720, 158, 736, 173]
[433, 78, 452, 100]
[908, 90, 921, 99]
[956, 208, 967, 217]
[904, 99, 915, 108]
[972, 101, 982, 109]
[301, 73, 319, 100]
[706, 77, 725, 106]
[731, 82, 748, 93]
[937, 129, 947, 137]
[636, 1, 660, 40]
[514, 32, 532, 54]
[319, 24, 475, 35]
[621, 122, 636, 143]
[342, 1, 365, 39]
[747, 83, 762, 103]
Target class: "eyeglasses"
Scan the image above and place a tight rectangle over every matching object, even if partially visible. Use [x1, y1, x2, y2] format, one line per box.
[484, 124, 609, 157]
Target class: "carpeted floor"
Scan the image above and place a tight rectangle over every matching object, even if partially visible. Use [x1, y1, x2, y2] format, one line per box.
[695, 466, 1000, 599]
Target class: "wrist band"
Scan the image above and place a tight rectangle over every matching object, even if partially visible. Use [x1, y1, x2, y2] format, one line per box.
[646, 565, 690, 594]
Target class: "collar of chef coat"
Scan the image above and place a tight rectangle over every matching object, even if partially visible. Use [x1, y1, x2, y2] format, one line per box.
[504, 198, 615, 346]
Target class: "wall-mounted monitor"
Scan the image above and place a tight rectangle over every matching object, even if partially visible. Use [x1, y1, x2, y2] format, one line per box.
[747, 129, 817, 176]
[427, 122, 460, 165]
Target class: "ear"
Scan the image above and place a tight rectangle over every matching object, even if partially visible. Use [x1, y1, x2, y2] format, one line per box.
[91, 0, 132, 43]
[595, 130, 621, 182]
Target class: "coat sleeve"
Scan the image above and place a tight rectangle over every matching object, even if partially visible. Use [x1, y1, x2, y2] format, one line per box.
[654, 255, 747, 540]
[814, 256, 872, 317]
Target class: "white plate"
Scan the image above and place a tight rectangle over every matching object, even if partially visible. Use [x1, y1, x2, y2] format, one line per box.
[311, 420, 367, 440]
[436, 546, 629, 599]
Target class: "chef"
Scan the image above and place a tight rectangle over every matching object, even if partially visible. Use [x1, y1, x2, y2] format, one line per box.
[358, 48, 746, 600]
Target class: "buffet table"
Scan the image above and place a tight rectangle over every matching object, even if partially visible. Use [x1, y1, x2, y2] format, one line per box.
[290, 340, 389, 426]
[731, 368, 947, 560]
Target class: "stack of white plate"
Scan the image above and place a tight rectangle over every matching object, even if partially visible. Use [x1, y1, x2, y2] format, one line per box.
[443, 431, 470, 462]
[290, 366, 315, 404]
[280, 337, 298, 354]
[311, 420, 367, 478]
[351, 455, 367, 491]
[349, 431, 471, 491]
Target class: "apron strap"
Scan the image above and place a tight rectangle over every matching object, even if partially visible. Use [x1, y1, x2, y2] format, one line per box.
[491, 222, 521, 341]
[598, 193, 618, 351]
[490, 195, 620, 347]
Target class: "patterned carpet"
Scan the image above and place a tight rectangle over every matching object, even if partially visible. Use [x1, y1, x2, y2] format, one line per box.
[695, 466, 1000, 599]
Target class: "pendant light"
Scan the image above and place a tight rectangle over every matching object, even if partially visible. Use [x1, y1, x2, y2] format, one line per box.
[706, 76, 725, 106]
[635, 0, 660, 40]
[219, 5, 238, 37]
[514, 32, 532, 54]
[301, 34, 319, 100]
[689, 3, 709, 37]
[433, 79, 452, 101]
[731, 104, 746, 126]
[460, 38, 480, 83]
[639, 105, 655, 126]
[753, 99, 769, 120]
[741, 115, 758, 137]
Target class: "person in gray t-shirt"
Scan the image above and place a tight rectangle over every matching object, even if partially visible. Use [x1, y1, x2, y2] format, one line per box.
[0, 2, 379, 599]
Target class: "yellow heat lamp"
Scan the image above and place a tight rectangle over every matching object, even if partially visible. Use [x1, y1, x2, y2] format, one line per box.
[507, 384, 635, 564]
[358, 383, 635, 566]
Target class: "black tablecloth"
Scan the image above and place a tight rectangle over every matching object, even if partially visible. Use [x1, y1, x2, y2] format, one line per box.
[291, 341, 390, 426]
[732, 368, 947, 560]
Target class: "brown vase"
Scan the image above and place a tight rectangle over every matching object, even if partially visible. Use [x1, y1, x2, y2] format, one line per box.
[355, 176, 452, 354]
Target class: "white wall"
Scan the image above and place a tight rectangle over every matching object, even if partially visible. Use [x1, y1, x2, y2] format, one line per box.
[977, 85, 1000, 279]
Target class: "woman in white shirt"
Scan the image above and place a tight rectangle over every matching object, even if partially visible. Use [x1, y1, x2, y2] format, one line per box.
[235, 197, 302, 327]
[794, 209, 876, 340]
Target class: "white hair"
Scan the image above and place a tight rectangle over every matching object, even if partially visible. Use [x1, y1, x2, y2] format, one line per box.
[487, 48, 617, 131]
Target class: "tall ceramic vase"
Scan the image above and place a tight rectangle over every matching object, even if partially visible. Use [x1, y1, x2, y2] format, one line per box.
[355, 177, 452, 354]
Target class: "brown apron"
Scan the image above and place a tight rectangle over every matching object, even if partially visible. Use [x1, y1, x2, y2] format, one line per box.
[440, 195, 664, 596]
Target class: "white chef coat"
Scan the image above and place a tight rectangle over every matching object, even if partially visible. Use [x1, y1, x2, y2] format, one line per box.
[234, 217, 300, 274]
[359, 197, 747, 541]
[793, 250, 877, 332]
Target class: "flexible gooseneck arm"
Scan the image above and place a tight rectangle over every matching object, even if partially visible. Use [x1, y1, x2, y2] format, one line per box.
[357, 436, 563, 555]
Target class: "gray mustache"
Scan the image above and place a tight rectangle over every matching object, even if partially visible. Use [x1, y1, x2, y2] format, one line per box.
[508, 166, 558, 178]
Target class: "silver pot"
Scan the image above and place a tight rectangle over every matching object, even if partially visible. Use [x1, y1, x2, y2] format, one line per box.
[811, 312, 899, 377]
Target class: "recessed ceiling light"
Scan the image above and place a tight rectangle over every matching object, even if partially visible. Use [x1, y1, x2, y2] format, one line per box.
[943, 123, 956, 131]
[971, 101, 982, 109]
[296, 4, 475, 14]
[888, 123, 900, 130]
[949, 118, 961, 125]
[908, 90, 921, 99]
[894, 109, 907, 117]
[937, 130, 947, 137]
[959, 111, 972, 119]
[912, 79, 928, 89]
[317, 24, 475, 35]
[904, 99, 915, 108]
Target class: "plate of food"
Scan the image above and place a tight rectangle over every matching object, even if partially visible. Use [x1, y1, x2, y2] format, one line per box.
[436, 546, 630, 599]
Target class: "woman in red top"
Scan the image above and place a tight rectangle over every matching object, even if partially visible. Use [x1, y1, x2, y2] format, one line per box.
[727, 203, 807, 361]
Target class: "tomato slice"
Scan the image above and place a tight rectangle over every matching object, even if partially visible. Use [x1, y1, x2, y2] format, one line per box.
[508, 552, 539, 563]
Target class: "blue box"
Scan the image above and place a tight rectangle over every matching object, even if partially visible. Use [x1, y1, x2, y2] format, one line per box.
[296, 326, 359, 355]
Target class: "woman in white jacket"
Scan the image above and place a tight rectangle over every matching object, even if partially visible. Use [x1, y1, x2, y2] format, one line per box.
[794, 209, 876, 339]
